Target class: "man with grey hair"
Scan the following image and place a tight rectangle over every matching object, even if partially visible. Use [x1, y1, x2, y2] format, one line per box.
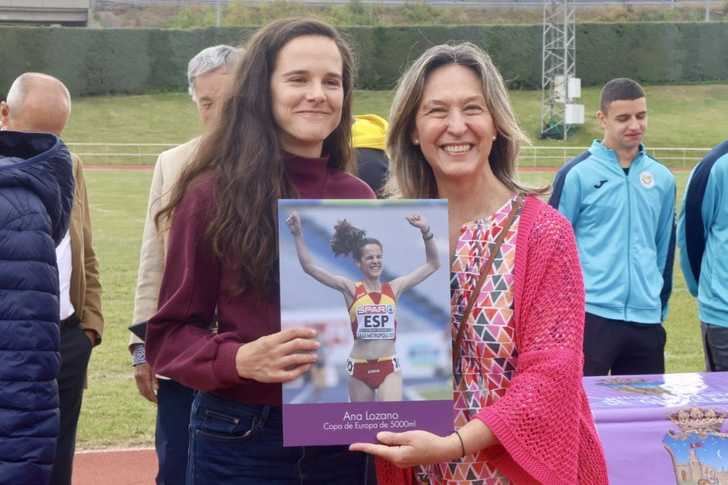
[1, 72, 104, 485]
[128, 44, 240, 485]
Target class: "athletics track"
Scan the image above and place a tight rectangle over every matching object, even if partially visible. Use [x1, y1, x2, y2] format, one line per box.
[74, 448, 156, 484]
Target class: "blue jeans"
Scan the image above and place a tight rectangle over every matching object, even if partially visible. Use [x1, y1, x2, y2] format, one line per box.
[187, 392, 371, 485]
[156, 379, 195, 485]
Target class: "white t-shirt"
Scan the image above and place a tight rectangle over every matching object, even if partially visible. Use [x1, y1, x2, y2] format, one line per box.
[56, 231, 75, 320]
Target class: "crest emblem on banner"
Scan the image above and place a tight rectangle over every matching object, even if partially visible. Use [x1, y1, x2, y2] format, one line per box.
[662, 407, 728, 484]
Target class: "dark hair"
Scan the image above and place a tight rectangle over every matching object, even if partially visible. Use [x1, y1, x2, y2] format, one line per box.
[331, 220, 382, 261]
[600, 78, 645, 113]
[156, 17, 356, 294]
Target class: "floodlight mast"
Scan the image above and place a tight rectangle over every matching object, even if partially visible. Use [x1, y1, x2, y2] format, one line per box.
[540, 0, 577, 140]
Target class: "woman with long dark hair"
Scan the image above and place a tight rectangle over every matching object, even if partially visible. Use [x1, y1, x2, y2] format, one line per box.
[351, 43, 608, 484]
[146, 18, 375, 484]
[286, 212, 439, 402]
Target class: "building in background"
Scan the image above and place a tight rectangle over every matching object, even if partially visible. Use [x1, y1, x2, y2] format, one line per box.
[0, 1, 89, 26]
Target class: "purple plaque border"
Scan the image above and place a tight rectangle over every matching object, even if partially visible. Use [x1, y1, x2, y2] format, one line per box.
[283, 400, 454, 446]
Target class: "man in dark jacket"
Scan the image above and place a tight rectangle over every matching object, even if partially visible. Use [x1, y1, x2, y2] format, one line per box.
[1, 72, 103, 485]
[0, 130, 74, 484]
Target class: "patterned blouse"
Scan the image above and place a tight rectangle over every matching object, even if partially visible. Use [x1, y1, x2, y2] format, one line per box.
[422, 195, 522, 485]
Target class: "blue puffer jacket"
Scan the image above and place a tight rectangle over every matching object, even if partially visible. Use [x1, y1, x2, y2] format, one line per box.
[0, 131, 74, 485]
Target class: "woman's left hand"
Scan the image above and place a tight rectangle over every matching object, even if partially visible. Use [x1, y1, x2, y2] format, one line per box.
[406, 214, 430, 233]
[349, 430, 460, 468]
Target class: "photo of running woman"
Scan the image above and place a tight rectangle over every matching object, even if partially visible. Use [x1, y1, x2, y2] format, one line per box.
[286, 211, 440, 402]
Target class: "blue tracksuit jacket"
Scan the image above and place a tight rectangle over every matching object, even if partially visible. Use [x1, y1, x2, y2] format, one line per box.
[549, 140, 676, 324]
[678, 140, 728, 327]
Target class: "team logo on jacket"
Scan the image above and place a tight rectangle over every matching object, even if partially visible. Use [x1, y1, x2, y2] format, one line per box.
[639, 171, 655, 189]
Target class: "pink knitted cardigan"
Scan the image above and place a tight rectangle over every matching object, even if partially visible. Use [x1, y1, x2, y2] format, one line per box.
[377, 196, 608, 484]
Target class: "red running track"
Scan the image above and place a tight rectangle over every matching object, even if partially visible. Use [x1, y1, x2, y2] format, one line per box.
[74, 448, 157, 485]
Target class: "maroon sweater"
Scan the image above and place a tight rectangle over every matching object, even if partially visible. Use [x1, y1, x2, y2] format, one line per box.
[145, 154, 374, 405]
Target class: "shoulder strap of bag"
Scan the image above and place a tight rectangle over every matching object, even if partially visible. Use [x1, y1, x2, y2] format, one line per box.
[452, 195, 524, 370]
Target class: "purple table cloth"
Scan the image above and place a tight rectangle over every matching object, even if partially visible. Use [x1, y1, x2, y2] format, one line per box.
[585, 372, 728, 484]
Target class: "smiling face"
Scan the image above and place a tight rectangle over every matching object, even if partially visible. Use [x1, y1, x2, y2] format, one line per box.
[412, 64, 497, 184]
[270, 35, 344, 158]
[356, 243, 384, 279]
[598, 97, 648, 153]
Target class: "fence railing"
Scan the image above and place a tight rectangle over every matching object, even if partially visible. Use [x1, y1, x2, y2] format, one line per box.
[66, 142, 177, 166]
[67, 142, 711, 170]
[518, 146, 711, 169]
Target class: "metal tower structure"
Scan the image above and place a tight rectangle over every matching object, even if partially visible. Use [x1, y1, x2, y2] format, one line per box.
[540, 0, 577, 140]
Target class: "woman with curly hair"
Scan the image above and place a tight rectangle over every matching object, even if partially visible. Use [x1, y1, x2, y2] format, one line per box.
[286, 212, 440, 402]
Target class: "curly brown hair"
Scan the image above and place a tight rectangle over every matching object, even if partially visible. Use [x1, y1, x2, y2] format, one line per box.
[330, 220, 382, 261]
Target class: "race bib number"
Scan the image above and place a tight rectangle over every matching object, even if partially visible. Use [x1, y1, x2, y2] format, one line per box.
[356, 304, 396, 340]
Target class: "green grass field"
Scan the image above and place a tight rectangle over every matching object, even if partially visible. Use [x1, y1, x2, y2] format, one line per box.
[72, 85, 720, 448]
[64, 84, 728, 163]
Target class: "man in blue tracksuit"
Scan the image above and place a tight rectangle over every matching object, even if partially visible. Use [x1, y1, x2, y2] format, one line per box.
[549, 78, 676, 376]
[678, 140, 728, 371]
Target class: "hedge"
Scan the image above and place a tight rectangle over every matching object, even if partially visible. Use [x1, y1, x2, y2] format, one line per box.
[1, 22, 726, 96]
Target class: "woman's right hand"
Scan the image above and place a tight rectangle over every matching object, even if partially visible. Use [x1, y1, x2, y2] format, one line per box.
[286, 211, 302, 236]
[405, 214, 429, 233]
[235, 327, 319, 383]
